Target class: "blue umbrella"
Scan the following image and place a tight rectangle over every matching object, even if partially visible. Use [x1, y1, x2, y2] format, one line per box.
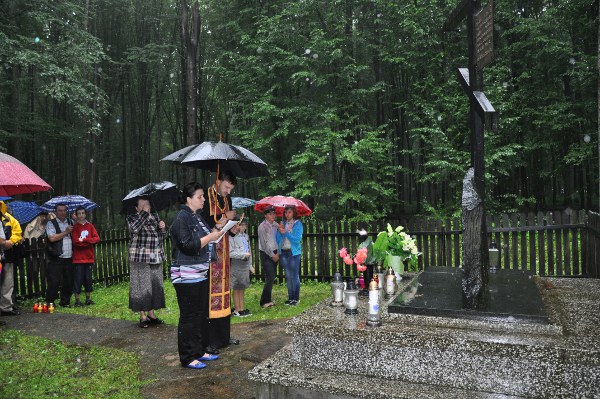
[0, 196, 13, 201]
[231, 196, 257, 209]
[7, 201, 43, 224]
[41, 195, 99, 213]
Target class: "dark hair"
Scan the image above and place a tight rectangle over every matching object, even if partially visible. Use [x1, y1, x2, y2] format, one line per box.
[284, 206, 297, 219]
[218, 170, 237, 186]
[181, 182, 204, 204]
[54, 203, 68, 212]
[75, 206, 86, 213]
[136, 196, 150, 207]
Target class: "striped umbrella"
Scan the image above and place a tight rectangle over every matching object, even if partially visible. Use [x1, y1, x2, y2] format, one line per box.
[41, 195, 98, 213]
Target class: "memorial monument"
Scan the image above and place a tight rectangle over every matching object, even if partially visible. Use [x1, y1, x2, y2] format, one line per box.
[248, 2, 600, 397]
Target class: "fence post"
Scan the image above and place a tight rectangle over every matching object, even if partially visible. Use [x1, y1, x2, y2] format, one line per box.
[441, 224, 446, 266]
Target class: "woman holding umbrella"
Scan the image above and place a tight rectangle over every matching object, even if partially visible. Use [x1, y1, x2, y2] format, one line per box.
[126, 197, 167, 328]
[255, 196, 310, 306]
[170, 182, 223, 369]
[276, 206, 304, 306]
[123, 181, 181, 328]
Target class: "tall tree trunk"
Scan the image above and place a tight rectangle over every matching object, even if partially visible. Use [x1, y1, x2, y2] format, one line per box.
[180, 0, 200, 182]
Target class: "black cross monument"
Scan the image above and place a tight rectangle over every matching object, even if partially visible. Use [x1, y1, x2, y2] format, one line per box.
[444, 0, 498, 309]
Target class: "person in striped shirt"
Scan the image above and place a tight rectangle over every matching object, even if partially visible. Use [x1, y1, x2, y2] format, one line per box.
[169, 182, 223, 370]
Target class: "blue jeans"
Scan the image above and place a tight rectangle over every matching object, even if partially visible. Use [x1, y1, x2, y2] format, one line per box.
[280, 251, 300, 301]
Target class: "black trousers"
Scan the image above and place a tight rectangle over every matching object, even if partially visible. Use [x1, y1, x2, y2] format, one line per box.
[73, 263, 94, 294]
[174, 280, 209, 366]
[259, 251, 277, 306]
[45, 257, 73, 305]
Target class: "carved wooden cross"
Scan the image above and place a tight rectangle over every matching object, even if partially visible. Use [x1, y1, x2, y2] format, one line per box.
[444, 0, 498, 308]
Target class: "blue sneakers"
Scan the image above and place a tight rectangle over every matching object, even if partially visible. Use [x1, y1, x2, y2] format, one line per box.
[184, 360, 206, 369]
[198, 354, 219, 361]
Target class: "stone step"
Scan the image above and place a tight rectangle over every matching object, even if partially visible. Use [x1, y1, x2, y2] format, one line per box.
[275, 277, 600, 398]
[249, 344, 523, 399]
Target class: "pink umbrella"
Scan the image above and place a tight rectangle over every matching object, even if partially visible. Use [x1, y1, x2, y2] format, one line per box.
[0, 152, 51, 196]
[254, 195, 312, 217]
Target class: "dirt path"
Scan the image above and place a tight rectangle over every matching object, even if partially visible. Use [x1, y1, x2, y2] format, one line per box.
[3, 310, 291, 398]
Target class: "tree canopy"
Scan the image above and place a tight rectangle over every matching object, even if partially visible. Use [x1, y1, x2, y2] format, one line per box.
[0, 0, 597, 225]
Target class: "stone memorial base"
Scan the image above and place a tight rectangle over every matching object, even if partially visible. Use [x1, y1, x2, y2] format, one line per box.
[248, 271, 600, 398]
[388, 267, 548, 323]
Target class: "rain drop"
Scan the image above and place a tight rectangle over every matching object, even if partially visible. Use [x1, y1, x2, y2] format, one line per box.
[304, 48, 311, 55]
[312, 53, 318, 59]
[72, 11, 76, 16]
[257, 47, 263, 54]
[97, 67, 102, 73]
[377, 13, 383, 18]
[305, 77, 310, 82]
[584, 134, 591, 143]
[169, 73, 174, 78]
[116, 118, 121, 124]
[207, 30, 212, 35]
[34, 37, 40, 43]
[92, 328, 96, 333]
[437, 115, 442, 121]
[502, 82, 508, 88]
[76, 357, 81, 362]
[90, 158, 95, 164]
[96, 123, 101, 128]
[569, 57, 576, 65]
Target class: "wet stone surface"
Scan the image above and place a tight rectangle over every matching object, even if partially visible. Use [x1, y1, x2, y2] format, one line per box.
[389, 267, 549, 324]
[249, 275, 600, 398]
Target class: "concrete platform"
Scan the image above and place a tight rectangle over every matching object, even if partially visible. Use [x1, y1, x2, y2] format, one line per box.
[248, 274, 600, 398]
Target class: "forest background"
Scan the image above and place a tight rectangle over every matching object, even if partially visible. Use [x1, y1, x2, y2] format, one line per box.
[0, 0, 597, 227]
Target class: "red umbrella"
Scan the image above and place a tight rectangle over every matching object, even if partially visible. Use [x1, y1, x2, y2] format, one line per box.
[254, 195, 312, 217]
[0, 152, 51, 196]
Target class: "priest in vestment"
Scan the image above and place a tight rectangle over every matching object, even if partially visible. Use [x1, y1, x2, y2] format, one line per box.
[202, 170, 239, 352]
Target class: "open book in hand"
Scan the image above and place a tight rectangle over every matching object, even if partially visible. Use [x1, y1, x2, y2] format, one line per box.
[210, 219, 241, 244]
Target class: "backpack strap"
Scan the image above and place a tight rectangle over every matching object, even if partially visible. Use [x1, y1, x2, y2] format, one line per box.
[51, 218, 61, 233]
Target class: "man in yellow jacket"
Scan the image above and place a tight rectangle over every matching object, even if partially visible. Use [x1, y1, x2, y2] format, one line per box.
[0, 201, 23, 316]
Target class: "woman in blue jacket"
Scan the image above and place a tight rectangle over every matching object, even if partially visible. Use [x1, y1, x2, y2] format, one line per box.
[276, 206, 303, 305]
[170, 182, 223, 369]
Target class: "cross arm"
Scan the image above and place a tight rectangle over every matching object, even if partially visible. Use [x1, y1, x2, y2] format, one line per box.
[443, 0, 471, 32]
[457, 68, 499, 132]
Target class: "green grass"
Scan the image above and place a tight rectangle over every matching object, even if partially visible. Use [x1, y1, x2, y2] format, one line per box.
[0, 329, 145, 399]
[25, 279, 331, 325]
[7, 281, 330, 399]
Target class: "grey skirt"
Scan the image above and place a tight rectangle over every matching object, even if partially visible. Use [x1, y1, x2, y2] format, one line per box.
[129, 261, 166, 312]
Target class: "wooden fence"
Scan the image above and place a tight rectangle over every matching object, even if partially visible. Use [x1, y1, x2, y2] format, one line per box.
[11, 209, 598, 299]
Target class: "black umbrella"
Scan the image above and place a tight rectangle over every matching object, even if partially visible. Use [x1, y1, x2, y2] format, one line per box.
[121, 181, 182, 214]
[161, 141, 269, 178]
